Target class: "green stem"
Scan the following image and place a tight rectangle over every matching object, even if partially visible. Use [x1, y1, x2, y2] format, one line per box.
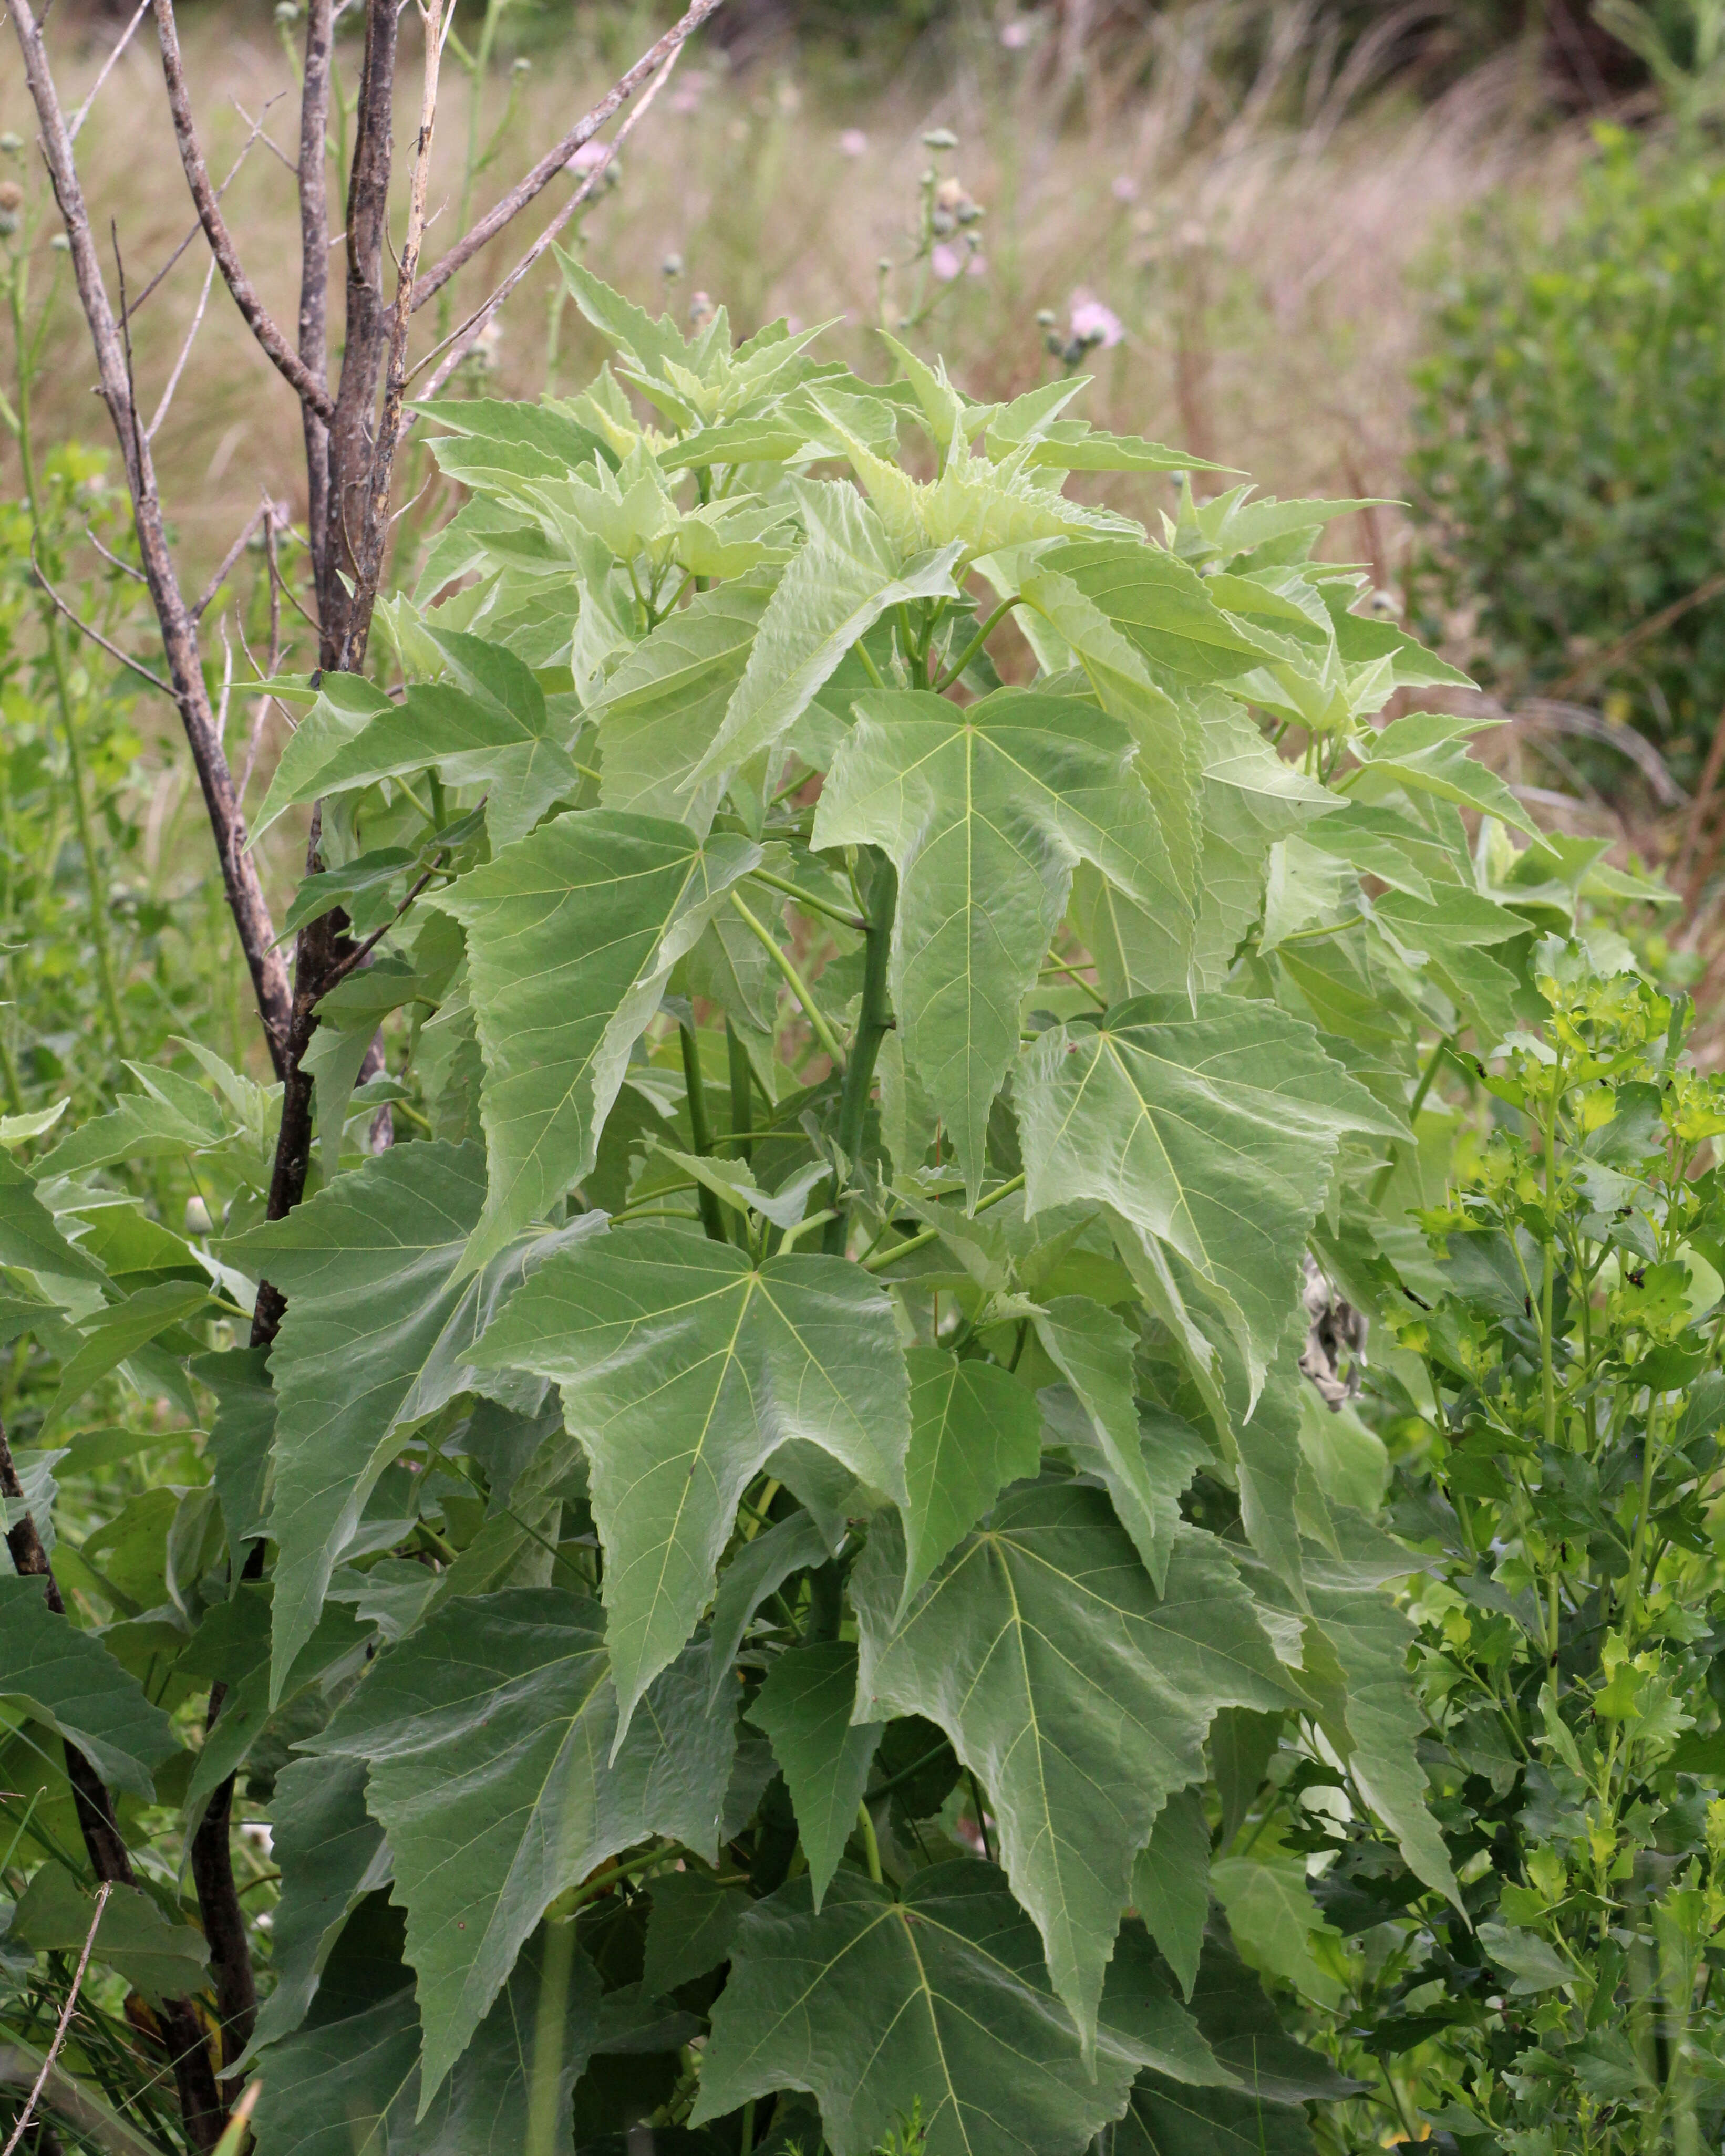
[10, 270, 128, 1072]
[525, 1915, 576, 2156]
[1369, 1031, 1454, 1207]
[679, 1024, 730, 1247]
[933, 594, 1021, 692]
[727, 1020, 755, 1164]
[1541, 1089, 1561, 1456]
[855, 1799, 884, 1885]
[860, 1172, 1026, 1273]
[824, 857, 896, 1255]
[748, 865, 864, 930]
[729, 890, 846, 1071]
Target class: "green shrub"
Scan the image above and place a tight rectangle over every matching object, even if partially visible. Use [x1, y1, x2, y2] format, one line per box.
[1408, 127, 1725, 785]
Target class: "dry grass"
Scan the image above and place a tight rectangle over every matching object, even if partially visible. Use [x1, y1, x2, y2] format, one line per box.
[2, 3, 1573, 599]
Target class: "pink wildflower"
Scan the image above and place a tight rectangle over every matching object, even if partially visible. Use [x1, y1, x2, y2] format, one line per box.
[931, 242, 963, 282]
[1069, 293, 1124, 349]
[839, 128, 869, 157]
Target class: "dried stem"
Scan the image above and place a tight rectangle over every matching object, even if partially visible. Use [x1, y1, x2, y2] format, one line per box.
[151, 0, 338, 420]
[0, 1883, 112, 2156]
[8, 0, 293, 1075]
[339, 0, 451, 669]
[410, 0, 725, 311]
[68, 0, 152, 140]
[145, 250, 215, 441]
[416, 37, 685, 401]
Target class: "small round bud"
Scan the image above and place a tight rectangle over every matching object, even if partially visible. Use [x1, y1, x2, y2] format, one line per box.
[0, 182, 22, 213]
[662, 251, 684, 279]
[511, 55, 531, 74]
[921, 127, 958, 151]
[935, 175, 965, 211]
[956, 199, 983, 225]
[689, 289, 716, 330]
[49, 233, 69, 252]
[0, 132, 22, 156]
[931, 206, 955, 236]
[184, 1196, 213, 1236]
[0, 213, 17, 239]
[1035, 308, 1057, 327]
[877, 255, 893, 274]
[273, 1, 302, 24]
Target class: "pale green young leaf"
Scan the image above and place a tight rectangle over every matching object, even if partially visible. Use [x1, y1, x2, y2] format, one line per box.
[747, 1640, 883, 1910]
[1013, 569, 1203, 910]
[1018, 1000, 1403, 1392]
[0, 1575, 178, 1798]
[900, 1348, 1042, 1618]
[473, 1226, 910, 1740]
[1348, 712, 1540, 838]
[594, 577, 774, 832]
[223, 1141, 582, 1700]
[852, 1486, 1294, 2051]
[433, 812, 759, 1272]
[1210, 1839, 1345, 2007]
[312, 1588, 734, 2106]
[45, 1280, 212, 1424]
[37, 1076, 232, 1178]
[256, 632, 580, 855]
[686, 477, 964, 791]
[813, 687, 1191, 1199]
[0, 1156, 105, 1284]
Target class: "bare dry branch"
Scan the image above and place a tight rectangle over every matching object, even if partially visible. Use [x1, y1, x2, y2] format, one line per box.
[416, 42, 684, 401]
[192, 500, 268, 618]
[230, 91, 300, 177]
[151, 0, 338, 420]
[297, 0, 335, 604]
[0, 1884, 113, 2156]
[31, 541, 174, 696]
[84, 526, 147, 583]
[9, 0, 293, 1073]
[124, 118, 269, 324]
[338, 0, 451, 666]
[321, 0, 400, 663]
[146, 250, 215, 440]
[67, 0, 150, 141]
[410, 0, 724, 312]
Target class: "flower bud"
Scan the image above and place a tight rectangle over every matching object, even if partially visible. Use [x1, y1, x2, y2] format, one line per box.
[50, 234, 69, 252]
[0, 182, 22, 213]
[273, 0, 302, 23]
[922, 127, 958, 151]
[662, 252, 684, 279]
[0, 133, 22, 156]
[511, 56, 531, 74]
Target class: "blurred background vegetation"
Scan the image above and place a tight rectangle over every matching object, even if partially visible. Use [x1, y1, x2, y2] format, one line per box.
[3, 0, 1725, 1124]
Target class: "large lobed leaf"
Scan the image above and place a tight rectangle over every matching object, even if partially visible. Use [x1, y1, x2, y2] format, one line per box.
[434, 811, 759, 1271]
[473, 1226, 911, 1736]
[310, 1587, 735, 2108]
[852, 1483, 1295, 2051]
[813, 687, 1193, 1200]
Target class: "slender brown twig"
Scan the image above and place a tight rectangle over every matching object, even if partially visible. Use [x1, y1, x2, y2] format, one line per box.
[67, 0, 150, 140]
[150, 0, 337, 420]
[0, 1883, 112, 2156]
[409, 0, 725, 311]
[29, 541, 173, 696]
[416, 39, 686, 400]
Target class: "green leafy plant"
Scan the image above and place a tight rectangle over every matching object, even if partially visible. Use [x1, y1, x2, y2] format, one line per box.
[0, 264, 1661, 2156]
[1408, 123, 1725, 788]
[1204, 950, 1725, 2156]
